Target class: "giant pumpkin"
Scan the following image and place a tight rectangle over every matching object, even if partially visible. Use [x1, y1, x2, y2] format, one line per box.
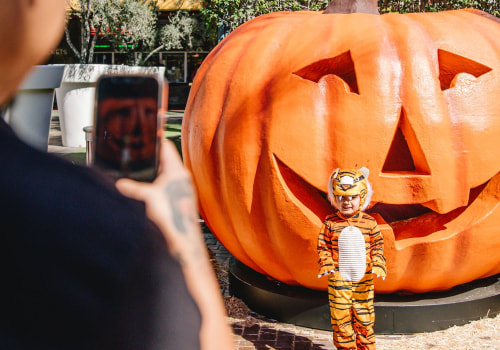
[182, 4, 500, 293]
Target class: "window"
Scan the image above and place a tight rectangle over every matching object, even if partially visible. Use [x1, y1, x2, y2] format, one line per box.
[187, 52, 207, 82]
[164, 53, 185, 83]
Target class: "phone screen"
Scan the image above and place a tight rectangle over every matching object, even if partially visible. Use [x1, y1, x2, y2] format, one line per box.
[92, 75, 161, 182]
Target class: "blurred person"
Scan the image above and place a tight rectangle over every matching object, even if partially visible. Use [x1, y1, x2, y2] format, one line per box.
[0, 1, 234, 349]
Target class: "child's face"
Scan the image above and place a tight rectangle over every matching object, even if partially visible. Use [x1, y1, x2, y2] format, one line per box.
[335, 195, 361, 217]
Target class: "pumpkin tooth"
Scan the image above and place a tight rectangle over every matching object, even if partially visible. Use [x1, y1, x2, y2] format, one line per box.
[388, 180, 488, 242]
[421, 191, 470, 214]
[366, 203, 432, 223]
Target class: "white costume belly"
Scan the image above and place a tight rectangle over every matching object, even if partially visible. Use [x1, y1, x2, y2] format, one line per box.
[338, 225, 366, 282]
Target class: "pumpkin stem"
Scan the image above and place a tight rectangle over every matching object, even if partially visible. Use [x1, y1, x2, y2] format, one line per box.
[323, 0, 379, 14]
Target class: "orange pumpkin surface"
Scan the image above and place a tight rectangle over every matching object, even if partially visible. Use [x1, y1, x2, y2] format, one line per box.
[182, 9, 500, 293]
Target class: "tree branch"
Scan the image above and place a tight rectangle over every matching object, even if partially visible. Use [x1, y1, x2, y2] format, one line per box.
[141, 44, 166, 65]
[65, 26, 82, 63]
[88, 24, 100, 64]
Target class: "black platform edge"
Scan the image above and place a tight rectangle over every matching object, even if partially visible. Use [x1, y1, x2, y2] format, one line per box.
[229, 258, 500, 334]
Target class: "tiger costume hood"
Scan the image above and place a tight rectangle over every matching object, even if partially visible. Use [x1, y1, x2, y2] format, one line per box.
[327, 167, 373, 212]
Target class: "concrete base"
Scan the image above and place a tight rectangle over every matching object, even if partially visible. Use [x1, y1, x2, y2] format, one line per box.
[229, 259, 500, 334]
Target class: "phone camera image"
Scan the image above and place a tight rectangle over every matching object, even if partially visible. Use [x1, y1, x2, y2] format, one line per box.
[93, 75, 160, 182]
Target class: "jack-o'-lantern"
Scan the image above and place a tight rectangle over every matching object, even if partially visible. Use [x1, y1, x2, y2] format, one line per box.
[182, 3, 500, 293]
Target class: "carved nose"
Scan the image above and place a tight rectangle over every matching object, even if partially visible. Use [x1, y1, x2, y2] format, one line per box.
[381, 107, 429, 175]
[380, 107, 470, 214]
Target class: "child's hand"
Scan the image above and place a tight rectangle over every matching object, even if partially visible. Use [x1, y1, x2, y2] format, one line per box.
[317, 266, 336, 278]
[372, 266, 386, 280]
[317, 269, 335, 278]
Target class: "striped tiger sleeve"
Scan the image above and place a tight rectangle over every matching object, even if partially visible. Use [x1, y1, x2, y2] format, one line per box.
[317, 217, 337, 277]
[368, 215, 386, 275]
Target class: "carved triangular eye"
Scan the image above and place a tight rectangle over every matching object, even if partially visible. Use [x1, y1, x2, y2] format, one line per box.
[438, 49, 492, 90]
[293, 51, 359, 94]
[382, 107, 430, 175]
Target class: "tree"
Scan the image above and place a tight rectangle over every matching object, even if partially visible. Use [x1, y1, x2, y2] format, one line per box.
[65, 0, 109, 64]
[200, 0, 500, 42]
[105, 0, 159, 65]
[65, 0, 207, 65]
[138, 10, 207, 65]
[200, 0, 330, 42]
[378, 0, 500, 15]
[65, 0, 153, 64]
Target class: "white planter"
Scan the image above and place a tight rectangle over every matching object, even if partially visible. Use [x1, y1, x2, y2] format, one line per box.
[6, 65, 64, 151]
[55, 64, 165, 148]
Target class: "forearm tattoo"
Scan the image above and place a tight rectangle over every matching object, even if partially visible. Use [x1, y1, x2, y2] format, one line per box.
[165, 179, 196, 234]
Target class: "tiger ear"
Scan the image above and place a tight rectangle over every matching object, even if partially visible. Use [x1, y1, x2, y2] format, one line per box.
[327, 168, 340, 208]
[359, 166, 369, 179]
[360, 167, 373, 211]
[362, 180, 373, 211]
[331, 168, 340, 180]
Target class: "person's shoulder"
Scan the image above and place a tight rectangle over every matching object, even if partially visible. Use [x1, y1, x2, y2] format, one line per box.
[323, 212, 341, 223]
[361, 211, 376, 221]
[360, 212, 379, 228]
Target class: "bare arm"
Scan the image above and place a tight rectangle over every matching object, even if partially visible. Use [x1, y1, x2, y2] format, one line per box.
[116, 140, 234, 350]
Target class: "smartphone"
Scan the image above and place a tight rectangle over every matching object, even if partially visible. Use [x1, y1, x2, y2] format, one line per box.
[92, 75, 161, 182]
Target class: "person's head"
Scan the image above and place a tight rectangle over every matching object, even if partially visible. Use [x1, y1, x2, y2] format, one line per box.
[0, 0, 67, 105]
[327, 167, 372, 217]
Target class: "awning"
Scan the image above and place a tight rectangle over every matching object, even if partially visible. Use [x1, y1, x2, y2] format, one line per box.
[67, 0, 202, 12]
[157, 0, 202, 11]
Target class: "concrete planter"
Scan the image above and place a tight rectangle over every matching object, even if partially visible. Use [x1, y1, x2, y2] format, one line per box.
[5, 65, 64, 151]
[55, 64, 165, 147]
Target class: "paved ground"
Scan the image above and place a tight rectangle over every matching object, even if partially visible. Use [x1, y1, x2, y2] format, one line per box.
[202, 222, 337, 350]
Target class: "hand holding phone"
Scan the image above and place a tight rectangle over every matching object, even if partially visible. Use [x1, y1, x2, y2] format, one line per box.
[92, 75, 161, 182]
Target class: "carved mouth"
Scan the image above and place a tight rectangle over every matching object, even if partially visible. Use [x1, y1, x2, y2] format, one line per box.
[274, 154, 489, 242]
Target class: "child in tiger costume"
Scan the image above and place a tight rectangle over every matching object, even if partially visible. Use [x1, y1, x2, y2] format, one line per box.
[317, 167, 386, 350]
